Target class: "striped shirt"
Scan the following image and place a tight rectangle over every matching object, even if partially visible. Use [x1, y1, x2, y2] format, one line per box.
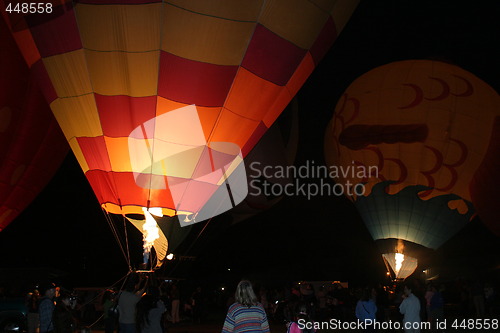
[222, 302, 270, 333]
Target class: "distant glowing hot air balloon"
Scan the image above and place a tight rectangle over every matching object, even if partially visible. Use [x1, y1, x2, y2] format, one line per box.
[2, 0, 359, 268]
[0, 16, 68, 231]
[325, 60, 500, 279]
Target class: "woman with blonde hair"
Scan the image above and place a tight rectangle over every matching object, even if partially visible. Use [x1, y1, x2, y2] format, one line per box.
[222, 280, 270, 333]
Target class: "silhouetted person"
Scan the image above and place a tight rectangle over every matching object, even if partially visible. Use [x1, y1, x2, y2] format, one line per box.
[472, 281, 485, 318]
[136, 290, 165, 333]
[287, 302, 316, 333]
[192, 286, 204, 324]
[170, 284, 180, 324]
[39, 283, 57, 333]
[399, 283, 421, 333]
[53, 290, 77, 333]
[26, 288, 40, 333]
[356, 288, 377, 332]
[429, 285, 444, 329]
[118, 275, 148, 333]
[102, 289, 118, 333]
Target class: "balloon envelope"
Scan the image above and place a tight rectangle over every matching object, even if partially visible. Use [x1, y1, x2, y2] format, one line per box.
[231, 100, 299, 224]
[325, 60, 499, 253]
[3, 0, 359, 223]
[0, 16, 68, 231]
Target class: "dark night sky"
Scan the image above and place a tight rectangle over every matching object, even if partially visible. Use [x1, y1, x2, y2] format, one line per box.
[1, 0, 499, 288]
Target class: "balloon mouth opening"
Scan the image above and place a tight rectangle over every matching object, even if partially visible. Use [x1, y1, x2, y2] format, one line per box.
[383, 252, 418, 280]
[143, 207, 163, 217]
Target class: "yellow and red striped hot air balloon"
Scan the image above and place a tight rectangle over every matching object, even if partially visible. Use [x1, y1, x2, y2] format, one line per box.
[2, 0, 359, 264]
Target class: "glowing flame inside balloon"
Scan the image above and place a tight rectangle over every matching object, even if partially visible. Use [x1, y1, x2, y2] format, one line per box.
[142, 208, 160, 263]
[383, 252, 418, 279]
[148, 207, 164, 217]
[395, 253, 405, 274]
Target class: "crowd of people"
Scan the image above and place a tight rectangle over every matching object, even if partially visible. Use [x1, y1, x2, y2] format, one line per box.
[221, 278, 499, 332]
[14, 275, 500, 333]
[267, 279, 499, 333]
[20, 273, 207, 333]
[24, 282, 78, 333]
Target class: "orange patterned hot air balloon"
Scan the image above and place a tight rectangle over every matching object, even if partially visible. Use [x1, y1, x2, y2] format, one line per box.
[325, 60, 500, 279]
[2, 0, 359, 263]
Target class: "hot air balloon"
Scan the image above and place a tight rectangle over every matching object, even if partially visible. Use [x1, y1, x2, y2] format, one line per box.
[2, 0, 359, 268]
[231, 99, 299, 225]
[470, 119, 500, 237]
[0, 15, 68, 231]
[324, 60, 500, 279]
